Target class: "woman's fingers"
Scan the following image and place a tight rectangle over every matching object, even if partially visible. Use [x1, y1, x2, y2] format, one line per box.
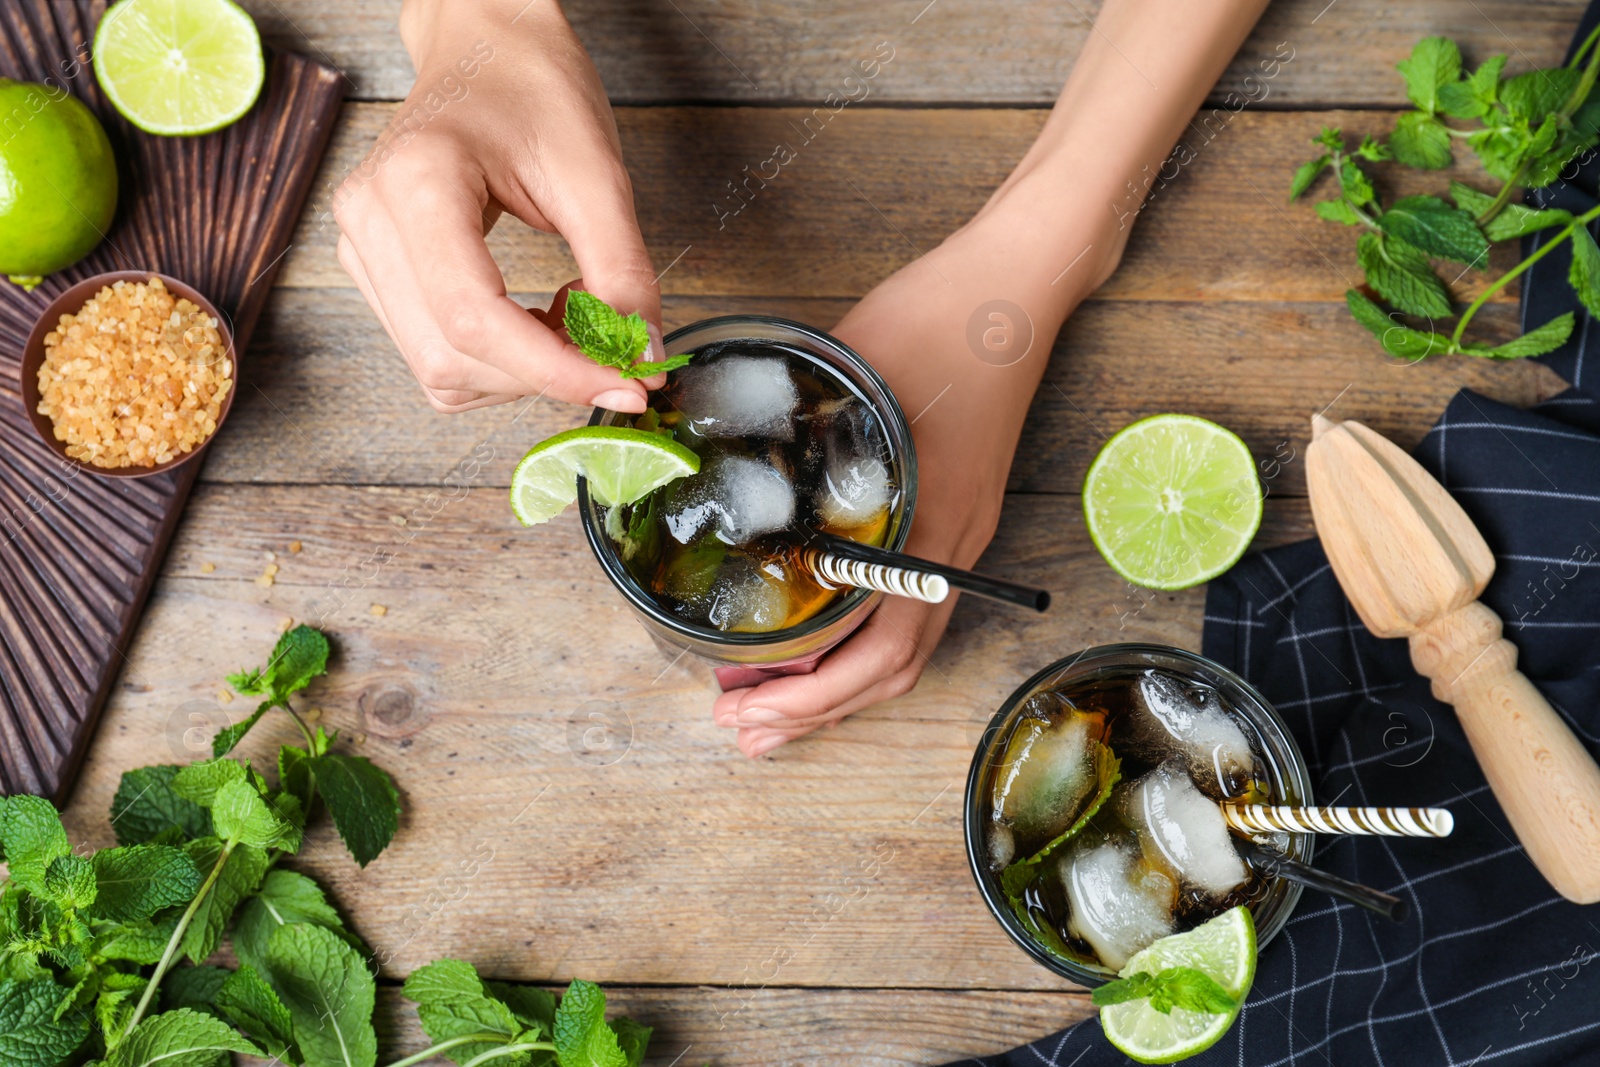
[713, 595, 959, 755]
[336, 153, 649, 412]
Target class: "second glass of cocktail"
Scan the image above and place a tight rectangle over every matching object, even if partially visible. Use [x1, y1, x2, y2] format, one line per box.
[578, 316, 917, 689]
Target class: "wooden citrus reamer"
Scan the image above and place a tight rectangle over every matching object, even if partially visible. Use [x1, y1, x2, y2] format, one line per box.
[1306, 415, 1600, 904]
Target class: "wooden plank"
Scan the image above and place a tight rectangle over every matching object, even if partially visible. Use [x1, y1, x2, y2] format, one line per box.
[62, 487, 1313, 990]
[207, 288, 1564, 493]
[284, 105, 1533, 303]
[355, 986, 1095, 1067]
[240, 0, 1584, 106]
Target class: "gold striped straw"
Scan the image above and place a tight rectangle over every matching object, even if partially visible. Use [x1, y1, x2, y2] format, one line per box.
[803, 548, 949, 604]
[1222, 803, 1454, 838]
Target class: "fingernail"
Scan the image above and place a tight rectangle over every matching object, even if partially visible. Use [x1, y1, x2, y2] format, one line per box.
[735, 706, 787, 726]
[646, 322, 666, 365]
[747, 733, 787, 757]
[592, 388, 645, 413]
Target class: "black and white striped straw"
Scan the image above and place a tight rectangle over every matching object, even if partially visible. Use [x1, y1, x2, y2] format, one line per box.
[804, 548, 950, 604]
[1223, 803, 1454, 838]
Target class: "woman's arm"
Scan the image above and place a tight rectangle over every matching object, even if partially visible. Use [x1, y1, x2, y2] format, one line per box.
[713, 0, 1275, 755]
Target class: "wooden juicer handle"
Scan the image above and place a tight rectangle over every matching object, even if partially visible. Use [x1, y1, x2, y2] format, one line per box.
[1307, 415, 1600, 904]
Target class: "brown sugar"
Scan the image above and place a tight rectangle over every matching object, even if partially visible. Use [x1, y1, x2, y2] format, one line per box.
[36, 277, 231, 469]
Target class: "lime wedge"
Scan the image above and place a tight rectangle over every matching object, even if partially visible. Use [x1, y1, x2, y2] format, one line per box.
[510, 427, 699, 527]
[1099, 906, 1257, 1064]
[94, 0, 266, 136]
[1083, 414, 1262, 590]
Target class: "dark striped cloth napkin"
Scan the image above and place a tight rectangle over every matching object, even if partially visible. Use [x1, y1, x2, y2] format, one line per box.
[947, 6, 1600, 1064]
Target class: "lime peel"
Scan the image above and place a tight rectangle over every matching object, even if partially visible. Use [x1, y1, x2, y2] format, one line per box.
[1083, 414, 1263, 591]
[510, 426, 699, 528]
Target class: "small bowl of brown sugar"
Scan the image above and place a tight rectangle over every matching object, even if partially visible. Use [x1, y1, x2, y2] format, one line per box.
[22, 271, 236, 477]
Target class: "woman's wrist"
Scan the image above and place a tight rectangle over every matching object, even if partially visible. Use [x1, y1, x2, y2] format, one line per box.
[401, 0, 566, 67]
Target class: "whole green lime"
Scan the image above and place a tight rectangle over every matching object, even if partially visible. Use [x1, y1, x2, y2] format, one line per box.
[0, 79, 119, 290]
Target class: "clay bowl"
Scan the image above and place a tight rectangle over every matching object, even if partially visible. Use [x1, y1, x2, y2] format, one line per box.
[20, 270, 236, 479]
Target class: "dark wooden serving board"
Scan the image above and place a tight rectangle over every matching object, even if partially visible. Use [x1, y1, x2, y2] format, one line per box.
[0, 1, 343, 801]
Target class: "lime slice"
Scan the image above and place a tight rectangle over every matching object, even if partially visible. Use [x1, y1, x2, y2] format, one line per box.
[94, 0, 266, 136]
[1099, 906, 1257, 1064]
[1083, 414, 1262, 590]
[510, 427, 699, 527]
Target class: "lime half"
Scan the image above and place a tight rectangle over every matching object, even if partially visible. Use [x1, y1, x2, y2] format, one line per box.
[1099, 906, 1257, 1064]
[1083, 414, 1262, 590]
[510, 427, 699, 527]
[94, 0, 265, 136]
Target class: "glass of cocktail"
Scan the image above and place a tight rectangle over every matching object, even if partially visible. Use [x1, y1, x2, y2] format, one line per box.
[964, 644, 1314, 984]
[578, 316, 917, 689]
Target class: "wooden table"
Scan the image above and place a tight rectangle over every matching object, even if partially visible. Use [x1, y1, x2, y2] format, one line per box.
[58, 1, 1583, 1062]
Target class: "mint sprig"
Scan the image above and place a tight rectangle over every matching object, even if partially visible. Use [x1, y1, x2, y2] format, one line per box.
[1294, 31, 1600, 361]
[0, 624, 658, 1067]
[1092, 966, 1239, 1016]
[562, 290, 692, 380]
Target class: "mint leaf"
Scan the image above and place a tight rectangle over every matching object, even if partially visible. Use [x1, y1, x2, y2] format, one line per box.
[234, 870, 355, 975]
[171, 759, 249, 808]
[1396, 37, 1462, 113]
[1091, 970, 1160, 1007]
[403, 959, 525, 1066]
[1315, 199, 1363, 226]
[1355, 135, 1390, 162]
[265, 626, 331, 700]
[89, 845, 203, 923]
[111, 766, 214, 845]
[159, 965, 231, 1014]
[1152, 967, 1239, 1015]
[1288, 155, 1329, 200]
[1346, 289, 1455, 361]
[218, 965, 301, 1065]
[612, 1017, 651, 1067]
[1501, 67, 1580, 124]
[42, 855, 97, 911]
[553, 979, 628, 1067]
[564, 290, 650, 369]
[1378, 195, 1489, 263]
[1448, 182, 1572, 240]
[211, 779, 301, 851]
[227, 668, 268, 696]
[213, 700, 274, 758]
[308, 753, 401, 867]
[1569, 223, 1600, 318]
[1388, 111, 1452, 169]
[617, 352, 692, 379]
[1476, 312, 1576, 359]
[0, 796, 71, 896]
[262, 923, 377, 1067]
[1357, 233, 1452, 318]
[0, 977, 91, 1067]
[1467, 125, 1525, 182]
[484, 982, 557, 1038]
[179, 838, 270, 964]
[97, 973, 146, 1049]
[107, 1006, 260, 1067]
[97, 916, 178, 965]
[1338, 159, 1375, 207]
[1438, 54, 1506, 119]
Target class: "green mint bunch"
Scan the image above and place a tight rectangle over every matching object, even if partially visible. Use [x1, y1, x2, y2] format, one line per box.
[1092, 966, 1239, 1016]
[562, 290, 692, 380]
[1293, 31, 1600, 361]
[0, 624, 655, 1067]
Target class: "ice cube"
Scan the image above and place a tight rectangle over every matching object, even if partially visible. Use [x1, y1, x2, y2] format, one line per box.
[993, 705, 1098, 845]
[987, 822, 1016, 871]
[1118, 764, 1248, 898]
[662, 455, 795, 546]
[705, 554, 791, 632]
[1128, 671, 1257, 795]
[817, 456, 894, 530]
[1061, 837, 1177, 970]
[676, 355, 799, 441]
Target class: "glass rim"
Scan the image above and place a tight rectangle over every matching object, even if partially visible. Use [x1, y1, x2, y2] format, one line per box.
[577, 314, 919, 647]
[962, 643, 1314, 986]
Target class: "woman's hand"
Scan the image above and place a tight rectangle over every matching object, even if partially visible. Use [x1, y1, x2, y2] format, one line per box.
[712, 185, 1122, 756]
[335, 0, 663, 414]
